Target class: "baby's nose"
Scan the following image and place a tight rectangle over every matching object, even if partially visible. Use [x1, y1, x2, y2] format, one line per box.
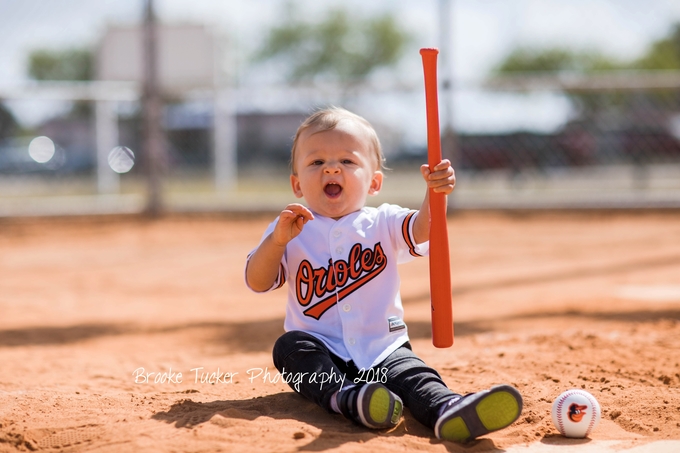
[323, 163, 340, 174]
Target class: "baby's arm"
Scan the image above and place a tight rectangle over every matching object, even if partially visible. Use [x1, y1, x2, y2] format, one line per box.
[413, 159, 456, 244]
[245, 203, 314, 292]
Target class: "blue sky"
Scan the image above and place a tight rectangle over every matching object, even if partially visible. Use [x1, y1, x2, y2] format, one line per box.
[1, 0, 679, 135]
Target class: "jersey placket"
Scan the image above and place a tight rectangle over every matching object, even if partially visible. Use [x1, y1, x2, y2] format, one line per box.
[329, 225, 361, 357]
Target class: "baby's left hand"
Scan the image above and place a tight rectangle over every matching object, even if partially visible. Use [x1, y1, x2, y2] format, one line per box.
[420, 159, 456, 194]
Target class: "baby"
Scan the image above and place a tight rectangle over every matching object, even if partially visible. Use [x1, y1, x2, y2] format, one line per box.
[245, 107, 522, 442]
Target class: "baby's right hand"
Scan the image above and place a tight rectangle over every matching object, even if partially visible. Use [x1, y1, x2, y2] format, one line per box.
[272, 203, 314, 246]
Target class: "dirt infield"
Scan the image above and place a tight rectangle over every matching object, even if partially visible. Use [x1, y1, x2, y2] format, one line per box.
[1, 212, 679, 452]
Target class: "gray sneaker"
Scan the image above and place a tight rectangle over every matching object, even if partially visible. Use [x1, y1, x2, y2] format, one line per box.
[338, 383, 403, 429]
[435, 384, 523, 442]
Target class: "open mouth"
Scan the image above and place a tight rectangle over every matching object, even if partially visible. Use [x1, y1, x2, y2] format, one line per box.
[324, 183, 343, 198]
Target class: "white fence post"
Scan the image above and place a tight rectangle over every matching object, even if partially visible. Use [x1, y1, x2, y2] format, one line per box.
[95, 100, 120, 194]
[214, 89, 237, 192]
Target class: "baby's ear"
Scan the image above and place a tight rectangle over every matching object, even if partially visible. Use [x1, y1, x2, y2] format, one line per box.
[368, 171, 383, 195]
[290, 174, 304, 198]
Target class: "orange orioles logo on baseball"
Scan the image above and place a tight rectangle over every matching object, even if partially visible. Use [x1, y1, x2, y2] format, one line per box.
[568, 403, 588, 423]
[295, 242, 387, 320]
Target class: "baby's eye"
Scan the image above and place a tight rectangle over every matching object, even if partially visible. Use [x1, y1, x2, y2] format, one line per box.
[311, 160, 324, 166]
[341, 159, 355, 165]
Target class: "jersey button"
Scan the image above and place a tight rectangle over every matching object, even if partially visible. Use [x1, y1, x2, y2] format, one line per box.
[335, 246, 344, 255]
[348, 338, 356, 345]
[333, 230, 342, 238]
[342, 303, 351, 312]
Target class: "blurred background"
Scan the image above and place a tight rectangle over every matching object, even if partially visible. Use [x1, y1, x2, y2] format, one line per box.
[1, 0, 680, 216]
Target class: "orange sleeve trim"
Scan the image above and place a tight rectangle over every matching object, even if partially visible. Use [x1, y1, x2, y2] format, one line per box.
[273, 263, 286, 290]
[402, 211, 422, 257]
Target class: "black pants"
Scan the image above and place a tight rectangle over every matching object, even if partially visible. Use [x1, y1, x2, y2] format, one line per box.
[272, 330, 460, 429]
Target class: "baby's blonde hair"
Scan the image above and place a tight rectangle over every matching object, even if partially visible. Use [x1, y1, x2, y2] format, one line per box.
[290, 107, 385, 175]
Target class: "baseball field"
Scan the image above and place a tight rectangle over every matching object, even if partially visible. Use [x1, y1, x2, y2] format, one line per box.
[1, 211, 679, 452]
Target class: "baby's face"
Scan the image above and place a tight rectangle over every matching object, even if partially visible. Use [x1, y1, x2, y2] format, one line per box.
[290, 120, 383, 220]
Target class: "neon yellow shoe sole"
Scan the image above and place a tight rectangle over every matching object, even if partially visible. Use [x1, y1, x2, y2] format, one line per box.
[357, 383, 403, 429]
[435, 385, 522, 442]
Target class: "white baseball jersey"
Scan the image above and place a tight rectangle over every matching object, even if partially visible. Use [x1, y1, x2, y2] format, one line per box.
[245, 203, 429, 370]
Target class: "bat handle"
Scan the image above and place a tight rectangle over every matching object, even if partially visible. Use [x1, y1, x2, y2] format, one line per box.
[420, 49, 442, 169]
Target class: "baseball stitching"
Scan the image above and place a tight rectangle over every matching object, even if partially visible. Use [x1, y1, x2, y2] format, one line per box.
[556, 392, 568, 435]
[584, 392, 599, 436]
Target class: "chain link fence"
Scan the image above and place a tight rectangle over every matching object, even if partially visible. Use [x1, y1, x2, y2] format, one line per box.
[445, 73, 680, 209]
[1, 77, 680, 217]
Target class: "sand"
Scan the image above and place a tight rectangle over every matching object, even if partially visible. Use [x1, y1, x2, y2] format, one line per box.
[0, 211, 679, 452]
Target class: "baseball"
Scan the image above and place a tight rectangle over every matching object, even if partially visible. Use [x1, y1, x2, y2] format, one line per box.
[551, 389, 601, 438]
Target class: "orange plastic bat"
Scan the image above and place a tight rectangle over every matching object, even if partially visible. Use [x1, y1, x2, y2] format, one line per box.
[420, 48, 454, 348]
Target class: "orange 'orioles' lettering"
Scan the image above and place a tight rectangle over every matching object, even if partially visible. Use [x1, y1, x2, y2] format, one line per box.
[296, 243, 387, 320]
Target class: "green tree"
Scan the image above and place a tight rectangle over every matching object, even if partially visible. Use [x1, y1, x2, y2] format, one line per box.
[257, 7, 410, 92]
[27, 48, 94, 119]
[634, 23, 680, 70]
[494, 48, 620, 74]
[494, 22, 680, 74]
[28, 48, 93, 81]
[492, 47, 626, 122]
